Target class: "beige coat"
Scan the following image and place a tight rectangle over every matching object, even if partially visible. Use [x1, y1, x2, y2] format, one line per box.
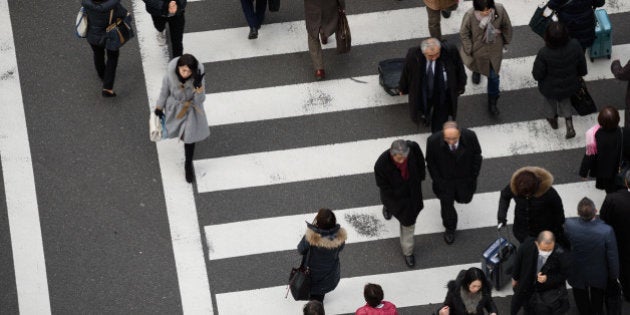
[304, 0, 345, 39]
[459, 3, 512, 76]
[423, 0, 458, 11]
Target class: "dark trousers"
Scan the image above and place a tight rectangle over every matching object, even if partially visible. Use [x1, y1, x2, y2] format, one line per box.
[428, 94, 453, 133]
[309, 294, 325, 303]
[439, 190, 457, 232]
[151, 14, 185, 57]
[240, 0, 267, 29]
[90, 44, 119, 90]
[573, 287, 605, 315]
[511, 291, 530, 315]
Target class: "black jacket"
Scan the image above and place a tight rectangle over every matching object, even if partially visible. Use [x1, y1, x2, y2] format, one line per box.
[532, 38, 587, 100]
[497, 167, 565, 243]
[512, 239, 571, 296]
[580, 127, 624, 190]
[398, 41, 467, 124]
[548, 0, 605, 49]
[142, 0, 186, 17]
[82, 0, 127, 46]
[297, 223, 346, 295]
[426, 128, 482, 203]
[374, 141, 426, 226]
[441, 270, 498, 315]
[600, 190, 630, 268]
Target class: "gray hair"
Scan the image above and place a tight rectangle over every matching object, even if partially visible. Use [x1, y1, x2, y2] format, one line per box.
[577, 197, 597, 221]
[390, 139, 410, 157]
[536, 230, 555, 245]
[421, 38, 441, 53]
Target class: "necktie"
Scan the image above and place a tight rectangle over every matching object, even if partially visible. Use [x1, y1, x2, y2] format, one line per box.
[427, 60, 435, 96]
[450, 144, 456, 152]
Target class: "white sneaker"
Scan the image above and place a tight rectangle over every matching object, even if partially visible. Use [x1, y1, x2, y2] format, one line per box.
[156, 30, 167, 46]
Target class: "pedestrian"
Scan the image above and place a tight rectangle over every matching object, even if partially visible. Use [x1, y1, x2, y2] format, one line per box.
[423, 0, 459, 40]
[611, 58, 630, 128]
[532, 21, 587, 139]
[240, 0, 267, 39]
[580, 106, 624, 193]
[399, 38, 467, 133]
[297, 208, 347, 303]
[426, 121, 482, 245]
[303, 0, 346, 80]
[459, 0, 512, 116]
[141, 0, 186, 58]
[548, 0, 605, 51]
[374, 140, 426, 267]
[355, 283, 398, 315]
[82, 0, 128, 97]
[437, 267, 498, 315]
[564, 197, 619, 315]
[304, 300, 325, 315]
[600, 170, 630, 302]
[510, 231, 571, 315]
[497, 167, 565, 243]
[153, 54, 209, 183]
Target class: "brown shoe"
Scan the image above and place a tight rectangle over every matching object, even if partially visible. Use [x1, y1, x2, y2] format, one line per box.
[315, 69, 325, 81]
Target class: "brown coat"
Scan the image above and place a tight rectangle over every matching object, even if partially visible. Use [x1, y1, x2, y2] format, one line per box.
[423, 0, 458, 11]
[459, 3, 512, 76]
[612, 60, 630, 127]
[304, 0, 345, 39]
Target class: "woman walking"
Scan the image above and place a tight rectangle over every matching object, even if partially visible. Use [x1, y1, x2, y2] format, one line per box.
[437, 267, 498, 315]
[548, 0, 605, 51]
[532, 21, 587, 139]
[459, 0, 512, 116]
[82, 0, 128, 97]
[153, 54, 209, 183]
[304, 0, 345, 80]
[297, 208, 347, 303]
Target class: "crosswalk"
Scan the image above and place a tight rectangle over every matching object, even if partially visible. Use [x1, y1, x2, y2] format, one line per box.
[134, 0, 630, 314]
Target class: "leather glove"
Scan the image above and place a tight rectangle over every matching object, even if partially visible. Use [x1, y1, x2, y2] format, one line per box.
[154, 108, 165, 119]
[193, 70, 205, 89]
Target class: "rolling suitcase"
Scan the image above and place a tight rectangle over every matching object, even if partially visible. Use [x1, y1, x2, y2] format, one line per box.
[378, 58, 405, 96]
[589, 9, 612, 62]
[481, 224, 517, 290]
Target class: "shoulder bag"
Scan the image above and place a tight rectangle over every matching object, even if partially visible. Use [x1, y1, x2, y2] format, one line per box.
[335, 1, 351, 54]
[570, 77, 597, 116]
[105, 8, 135, 51]
[75, 6, 88, 38]
[614, 128, 629, 187]
[529, 0, 573, 38]
[286, 248, 312, 301]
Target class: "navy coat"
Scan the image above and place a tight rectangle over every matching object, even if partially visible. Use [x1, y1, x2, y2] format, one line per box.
[297, 223, 346, 295]
[82, 0, 127, 47]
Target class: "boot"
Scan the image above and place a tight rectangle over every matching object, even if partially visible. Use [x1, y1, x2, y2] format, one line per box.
[546, 116, 559, 129]
[184, 143, 196, 183]
[565, 117, 576, 139]
[488, 95, 500, 116]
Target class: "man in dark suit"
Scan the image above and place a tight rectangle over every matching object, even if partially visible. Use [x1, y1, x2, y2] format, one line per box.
[399, 37, 467, 133]
[600, 170, 630, 302]
[425, 121, 482, 244]
[374, 140, 426, 267]
[511, 231, 571, 315]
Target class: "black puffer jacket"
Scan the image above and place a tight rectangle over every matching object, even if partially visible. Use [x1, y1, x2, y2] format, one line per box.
[532, 38, 587, 100]
[549, 0, 605, 49]
[142, 0, 186, 17]
[297, 223, 346, 295]
[82, 0, 127, 46]
[440, 270, 498, 315]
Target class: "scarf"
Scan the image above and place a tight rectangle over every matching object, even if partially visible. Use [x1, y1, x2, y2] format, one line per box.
[460, 287, 483, 314]
[474, 9, 499, 44]
[585, 124, 601, 155]
[392, 156, 410, 180]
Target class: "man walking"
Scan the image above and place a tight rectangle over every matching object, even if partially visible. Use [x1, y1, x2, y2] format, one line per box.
[374, 140, 426, 267]
[423, 0, 459, 40]
[142, 0, 186, 58]
[426, 121, 482, 244]
[240, 0, 267, 39]
[399, 38, 467, 133]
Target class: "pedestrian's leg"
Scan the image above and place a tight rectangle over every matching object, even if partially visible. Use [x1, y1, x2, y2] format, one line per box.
[102, 48, 119, 92]
[240, 0, 257, 28]
[168, 14, 185, 58]
[440, 195, 457, 231]
[544, 97, 559, 129]
[425, 6, 442, 39]
[151, 15, 167, 32]
[399, 224, 415, 256]
[510, 292, 526, 315]
[254, 0, 268, 28]
[557, 98, 575, 139]
[589, 286, 606, 315]
[90, 44, 106, 80]
[308, 33, 324, 79]
[184, 143, 195, 183]
[572, 287, 592, 315]
[487, 66, 500, 115]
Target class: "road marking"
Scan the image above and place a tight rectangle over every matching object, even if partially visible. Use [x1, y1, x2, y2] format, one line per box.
[184, 1, 630, 63]
[131, 1, 214, 313]
[205, 43, 630, 126]
[0, 0, 51, 313]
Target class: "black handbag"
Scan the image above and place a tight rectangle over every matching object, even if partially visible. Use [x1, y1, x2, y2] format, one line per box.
[268, 0, 280, 12]
[286, 249, 312, 301]
[614, 128, 629, 187]
[571, 77, 597, 116]
[335, 1, 351, 54]
[105, 9, 135, 51]
[528, 0, 572, 38]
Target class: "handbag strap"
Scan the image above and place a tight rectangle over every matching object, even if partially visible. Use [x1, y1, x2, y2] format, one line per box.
[108, 9, 114, 25]
[618, 127, 624, 172]
[301, 247, 312, 268]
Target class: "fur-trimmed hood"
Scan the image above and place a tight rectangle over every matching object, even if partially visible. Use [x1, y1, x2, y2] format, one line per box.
[509, 166, 554, 198]
[305, 223, 347, 249]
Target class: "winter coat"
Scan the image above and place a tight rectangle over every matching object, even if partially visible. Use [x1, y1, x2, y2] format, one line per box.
[564, 217, 619, 290]
[548, 0, 605, 49]
[297, 223, 347, 295]
[532, 38, 587, 100]
[612, 60, 630, 127]
[440, 270, 498, 315]
[459, 3, 512, 76]
[142, 0, 186, 17]
[512, 239, 571, 297]
[355, 301, 398, 315]
[426, 128, 482, 203]
[155, 57, 210, 144]
[82, 0, 127, 47]
[304, 0, 345, 39]
[497, 167, 565, 243]
[600, 190, 630, 277]
[374, 141, 426, 227]
[423, 0, 458, 11]
[579, 127, 623, 190]
[398, 42, 467, 124]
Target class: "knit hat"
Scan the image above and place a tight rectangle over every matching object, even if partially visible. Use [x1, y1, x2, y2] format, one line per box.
[390, 140, 410, 156]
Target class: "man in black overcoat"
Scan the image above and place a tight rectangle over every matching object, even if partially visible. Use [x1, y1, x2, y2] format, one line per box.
[399, 37, 467, 133]
[374, 140, 426, 267]
[426, 121, 482, 244]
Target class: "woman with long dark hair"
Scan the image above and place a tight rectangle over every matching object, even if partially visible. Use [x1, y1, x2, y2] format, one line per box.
[438, 267, 498, 315]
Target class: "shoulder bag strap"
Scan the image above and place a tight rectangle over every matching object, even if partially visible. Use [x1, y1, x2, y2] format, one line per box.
[619, 127, 624, 172]
[108, 9, 114, 25]
[302, 247, 312, 268]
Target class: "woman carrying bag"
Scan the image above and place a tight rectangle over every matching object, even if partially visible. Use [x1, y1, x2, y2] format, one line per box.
[153, 54, 209, 183]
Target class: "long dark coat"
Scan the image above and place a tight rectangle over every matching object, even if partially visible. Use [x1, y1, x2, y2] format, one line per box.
[82, 0, 127, 47]
[440, 270, 498, 315]
[374, 141, 426, 227]
[297, 223, 346, 295]
[142, 0, 186, 17]
[612, 60, 630, 128]
[600, 190, 630, 294]
[304, 0, 345, 39]
[426, 128, 482, 203]
[532, 38, 587, 101]
[579, 127, 623, 191]
[398, 42, 467, 124]
[548, 0, 605, 49]
[497, 167, 565, 243]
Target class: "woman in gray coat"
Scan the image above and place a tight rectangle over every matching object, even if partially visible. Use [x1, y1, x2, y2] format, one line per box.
[154, 54, 210, 183]
[460, 0, 512, 116]
[303, 0, 345, 81]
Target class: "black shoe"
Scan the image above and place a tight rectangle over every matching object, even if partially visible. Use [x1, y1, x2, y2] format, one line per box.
[248, 27, 258, 39]
[565, 117, 576, 139]
[472, 72, 480, 84]
[102, 90, 116, 97]
[444, 230, 455, 245]
[488, 95, 500, 116]
[404, 255, 415, 268]
[441, 10, 452, 18]
[185, 163, 195, 183]
[382, 206, 392, 220]
[546, 116, 559, 129]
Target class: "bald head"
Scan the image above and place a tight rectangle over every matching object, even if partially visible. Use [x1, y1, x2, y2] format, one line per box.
[535, 231, 555, 252]
[443, 121, 461, 145]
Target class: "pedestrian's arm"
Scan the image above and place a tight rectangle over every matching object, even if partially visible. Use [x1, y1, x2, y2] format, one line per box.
[459, 13, 473, 55]
[532, 53, 547, 81]
[611, 60, 630, 81]
[413, 143, 427, 181]
[471, 132, 482, 178]
[500, 6, 513, 45]
[599, 196, 612, 223]
[544, 252, 570, 288]
[578, 154, 595, 178]
[398, 49, 413, 95]
[550, 189, 566, 227]
[484, 295, 498, 315]
[577, 47, 588, 77]
[155, 75, 170, 110]
[297, 236, 309, 255]
[451, 44, 467, 93]
[425, 140, 441, 184]
[497, 184, 512, 225]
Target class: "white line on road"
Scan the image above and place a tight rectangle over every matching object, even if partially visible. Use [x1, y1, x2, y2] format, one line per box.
[0, 0, 51, 313]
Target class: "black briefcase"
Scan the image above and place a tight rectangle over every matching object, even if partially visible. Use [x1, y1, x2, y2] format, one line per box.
[378, 58, 405, 96]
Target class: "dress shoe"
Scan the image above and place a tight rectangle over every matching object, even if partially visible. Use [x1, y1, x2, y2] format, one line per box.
[488, 95, 500, 116]
[565, 117, 576, 139]
[472, 72, 481, 84]
[102, 89, 116, 97]
[382, 206, 392, 220]
[315, 69, 325, 81]
[441, 10, 452, 18]
[404, 255, 415, 268]
[185, 163, 195, 183]
[546, 116, 559, 129]
[444, 230, 455, 245]
[321, 36, 328, 45]
[248, 27, 258, 39]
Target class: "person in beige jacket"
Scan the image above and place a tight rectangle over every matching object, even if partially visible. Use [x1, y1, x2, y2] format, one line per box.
[424, 0, 459, 40]
[459, 0, 512, 116]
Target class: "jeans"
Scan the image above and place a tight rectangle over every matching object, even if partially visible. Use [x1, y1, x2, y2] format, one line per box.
[488, 66, 500, 97]
[240, 0, 267, 29]
[90, 44, 119, 90]
[151, 13, 185, 57]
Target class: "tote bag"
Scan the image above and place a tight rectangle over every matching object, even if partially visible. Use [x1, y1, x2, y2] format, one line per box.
[75, 7, 88, 38]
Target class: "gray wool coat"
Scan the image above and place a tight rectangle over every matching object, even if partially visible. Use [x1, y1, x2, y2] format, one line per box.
[304, 0, 345, 39]
[155, 58, 210, 144]
[459, 3, 512, 76]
